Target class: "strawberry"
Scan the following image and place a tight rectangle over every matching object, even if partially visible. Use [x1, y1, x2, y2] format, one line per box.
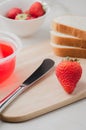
[15, 13, 28, 20]
[24, 10, 30, 15]
[26, 16, 35, 20]
[55, 57, 82, 94]
[28, 1, 45, 17]
[6, 7, 23, 19]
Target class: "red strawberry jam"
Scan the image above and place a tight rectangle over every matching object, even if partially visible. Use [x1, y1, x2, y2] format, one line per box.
[0, 40, 16, 83]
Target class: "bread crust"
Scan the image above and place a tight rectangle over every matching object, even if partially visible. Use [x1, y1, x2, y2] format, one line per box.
[52, 22, 86, 40]
[51, 44, 86, 58]
[51, 35, 86, 48]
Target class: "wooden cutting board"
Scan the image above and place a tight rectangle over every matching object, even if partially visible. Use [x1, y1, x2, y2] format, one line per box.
[0, 41, 86, 122]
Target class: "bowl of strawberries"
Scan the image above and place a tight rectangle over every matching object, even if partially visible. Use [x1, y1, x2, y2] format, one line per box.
[0, 0, 49, 37]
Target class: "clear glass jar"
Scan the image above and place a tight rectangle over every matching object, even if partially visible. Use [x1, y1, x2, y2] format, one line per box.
[0, 31, 22, 83]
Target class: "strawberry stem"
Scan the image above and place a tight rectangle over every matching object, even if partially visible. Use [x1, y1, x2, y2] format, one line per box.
[63, 56, 80, 63]
[42, 2, 48, 12]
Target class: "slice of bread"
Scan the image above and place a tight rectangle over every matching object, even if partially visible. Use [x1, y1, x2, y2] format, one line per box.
[50, 42, 86, 58]
[52, 15, 86, 40]
[51, 31, 86, 48]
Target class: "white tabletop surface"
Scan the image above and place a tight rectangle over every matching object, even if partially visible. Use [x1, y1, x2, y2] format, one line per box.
[0, 0, 86, 130]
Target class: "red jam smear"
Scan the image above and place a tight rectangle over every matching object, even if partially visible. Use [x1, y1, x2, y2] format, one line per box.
[0, 40, 16, 83]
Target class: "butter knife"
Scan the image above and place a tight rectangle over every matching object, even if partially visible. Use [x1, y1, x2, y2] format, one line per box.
[0, 58, 55, 113]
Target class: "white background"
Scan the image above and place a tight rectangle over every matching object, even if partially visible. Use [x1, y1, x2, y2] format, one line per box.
[0, 0, 86, 130]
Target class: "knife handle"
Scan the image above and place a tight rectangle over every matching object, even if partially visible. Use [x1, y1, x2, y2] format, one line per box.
[0, 85, 25, 113]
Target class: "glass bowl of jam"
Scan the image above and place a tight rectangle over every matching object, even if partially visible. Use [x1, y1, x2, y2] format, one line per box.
[0, 31, 22, 83]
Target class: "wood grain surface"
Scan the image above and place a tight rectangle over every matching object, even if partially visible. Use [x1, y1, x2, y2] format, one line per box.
[0, 42, 86, 122]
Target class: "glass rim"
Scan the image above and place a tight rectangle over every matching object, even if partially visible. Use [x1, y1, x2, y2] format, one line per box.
[0, 31, 22, 63]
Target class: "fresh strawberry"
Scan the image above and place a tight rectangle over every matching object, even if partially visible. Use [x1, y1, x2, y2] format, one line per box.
[26, 16, 35, 20]
[29, 1, 45, 17]
[15, 13, 28, 20]
[55, 57, 82, 94]
[6, 7, 23, 19]
[24, 10, 30, 15]
[24, 10, 37, 18]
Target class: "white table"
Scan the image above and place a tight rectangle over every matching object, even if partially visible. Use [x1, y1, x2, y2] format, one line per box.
[0, 0, 86, 130]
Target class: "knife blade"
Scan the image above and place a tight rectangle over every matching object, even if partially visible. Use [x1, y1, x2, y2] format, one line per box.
[0, 58, 55, 113]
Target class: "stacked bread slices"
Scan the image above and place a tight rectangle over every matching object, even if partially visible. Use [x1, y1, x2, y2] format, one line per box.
[50, 15, 86, 58]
